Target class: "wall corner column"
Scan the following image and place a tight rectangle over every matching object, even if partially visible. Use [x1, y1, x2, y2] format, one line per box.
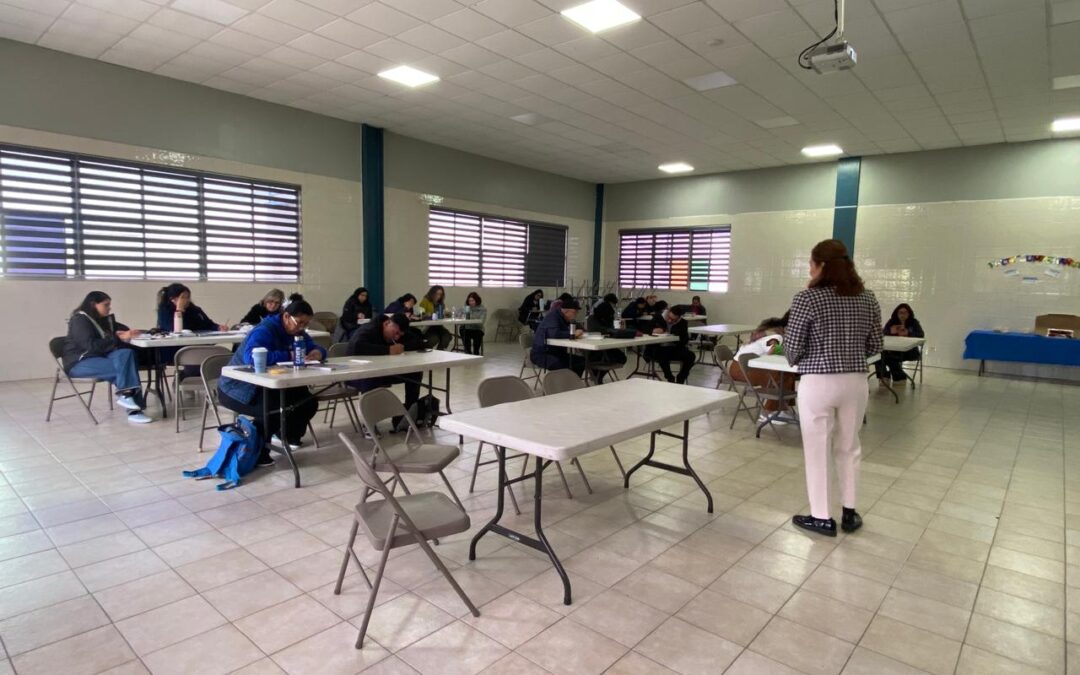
[833, 156, 861, 254]
[592, 183, 604, 287]
[361, 123, 385, 309]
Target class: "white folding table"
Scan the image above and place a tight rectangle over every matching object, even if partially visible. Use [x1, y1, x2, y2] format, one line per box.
[547, 334, 677, 382]
[221, 351, 481, 487]
[882, 336, 926, 387]
[411, 317, 482, 352]
[687, 323, 757, 366]
[439, 379, 737, 605]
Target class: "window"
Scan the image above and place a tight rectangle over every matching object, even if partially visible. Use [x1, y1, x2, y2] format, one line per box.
[618, 226, 731, 292]
[0, 144, 301, 281]
[428, 207, 566, 288]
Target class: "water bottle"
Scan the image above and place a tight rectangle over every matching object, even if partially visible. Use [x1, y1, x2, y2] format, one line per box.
[450, 306, 457, 319]
[173, 310, 183, 334]
[464, 306, 471, 319]
[293, 335, 305, 368]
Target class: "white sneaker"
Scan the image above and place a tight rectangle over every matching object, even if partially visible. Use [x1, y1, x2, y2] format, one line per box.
[127, 411, 152, 424]
[758, 413, 787, 426]
[270, 435, 305, 449]
[116, 395, 141, 411]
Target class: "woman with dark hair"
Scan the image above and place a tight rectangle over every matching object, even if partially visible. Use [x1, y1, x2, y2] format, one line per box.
[156, 283, 225, 333]
[785, 239, 882, 537]
[875, 303, 924, 385]
[418, 285, 452, 350]
[334, 287, 374, 342]
[518, 289, 544, 328]
[218, 294, 326, 463]
[385, 293, 418, 319]
[63, 291, 152, 424]
[460, 292, 486, 355]
[240, 288, 285, 326]
[689, 295, 707, 316]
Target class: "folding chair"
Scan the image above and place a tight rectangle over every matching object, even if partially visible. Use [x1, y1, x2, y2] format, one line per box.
[714, 344, 735, 390]
[314, 343, 361, 434]
[198, 352, 232, 451]
[312, 311, 339, 334]
[492, 308, 519, 342]
[468, 377, 535, 515]
[174, 346, 230, 433]
[542, 369, 625, 481]
[45, 336, 112, 425]
[518, 331, 544, 390]
[737, 354, 798, 440]
[335, 433, 479, 649]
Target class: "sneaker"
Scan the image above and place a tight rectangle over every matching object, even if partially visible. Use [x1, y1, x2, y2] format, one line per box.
[116, 395, 141, 411]
[256, 455, 276, 468]
[270, 435, 305, 449]
[126, 411, 152, 424]
[758, 413, 787, 426]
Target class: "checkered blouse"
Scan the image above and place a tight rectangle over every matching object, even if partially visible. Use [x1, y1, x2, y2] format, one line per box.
[785, 285, 884, 374]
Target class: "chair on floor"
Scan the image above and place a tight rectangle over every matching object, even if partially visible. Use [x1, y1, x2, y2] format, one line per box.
[492, 308, 518, 342]
[197, 352, 232, 451]
[335, 432, 479, 649]
[542, 369, 626, 480]
[355, 388, 465, 509]
[468, 376, 537, 515]
[518, 331, 544, 390]
[45, 336, 112, 425]
[902, 344, 924, 388]
[733, 354, 797, 439]
[173, 346, 230, 433]
[312, 311, 339, 334]
[714, 344, 735, 390]
[313, 343, 361, 437]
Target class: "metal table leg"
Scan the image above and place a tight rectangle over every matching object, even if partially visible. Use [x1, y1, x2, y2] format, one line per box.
[278, 389, 300, 488]
[623, 420, 713, 513]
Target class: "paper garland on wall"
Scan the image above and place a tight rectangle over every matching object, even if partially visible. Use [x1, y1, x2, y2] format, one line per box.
[987, 254, 1079, 269]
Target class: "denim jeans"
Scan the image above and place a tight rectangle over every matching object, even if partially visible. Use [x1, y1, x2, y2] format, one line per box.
[68, 349, 142, 400]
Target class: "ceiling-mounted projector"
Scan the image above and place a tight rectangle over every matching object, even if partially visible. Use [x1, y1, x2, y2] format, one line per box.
[807, 41, 857, 73]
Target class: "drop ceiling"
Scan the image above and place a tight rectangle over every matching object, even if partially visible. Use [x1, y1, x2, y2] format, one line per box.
[1, 0, 1078, 183]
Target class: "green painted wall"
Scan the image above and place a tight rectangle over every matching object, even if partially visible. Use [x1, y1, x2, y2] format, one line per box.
[0, 39, 361, 180]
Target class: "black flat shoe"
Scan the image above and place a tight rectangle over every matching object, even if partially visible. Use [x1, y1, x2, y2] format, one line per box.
[841, 508, 863, 533]
[792, 515, 837, 537]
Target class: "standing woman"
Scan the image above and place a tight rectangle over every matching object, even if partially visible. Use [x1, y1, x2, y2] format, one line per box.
[240, 289, 285, 326]
[63, 291, 152, 424]
[459, 292, 486, 355]
[334, 287, 373, 342]
[784, 239, 882, 537]
[418, 285, 452, 350]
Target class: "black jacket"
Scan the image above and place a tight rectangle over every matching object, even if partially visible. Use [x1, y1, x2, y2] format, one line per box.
[653, 314, 690, 348]
[347, 315, 423, 356]
[62, 312, 129, 372]
[518, 295, 541, 324]
[621, 304, 643, 319]
[157, 303, 217, 332]
[338, 295, 375, 338]
[240, 303, 276, 326]
[883, 317, 924, 338]
[587, 303, 616, 333]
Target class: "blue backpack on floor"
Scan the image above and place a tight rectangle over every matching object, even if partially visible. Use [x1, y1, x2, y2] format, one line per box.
[182, 417, 262, 490]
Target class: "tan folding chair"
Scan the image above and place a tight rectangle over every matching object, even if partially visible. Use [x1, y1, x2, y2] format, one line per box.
[335, 433, 479, 649]
[492, 308, 518, 342]
[735, 354, 797, 439]
[468, 376, 537, 515]
[518, 331, 543, 390]
[173, 346, 230, 433]
[714, 344, 735, 390]
[198, 353, 233, 451]
[313, 343, 361, 434]
[542, 369, 625, 481]
[356, 388, 465, 509]
[312, 311, 339, 333]
[45, 336, 112, 424]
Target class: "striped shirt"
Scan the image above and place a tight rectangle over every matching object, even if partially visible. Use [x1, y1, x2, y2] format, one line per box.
[785, 286, 883, 374]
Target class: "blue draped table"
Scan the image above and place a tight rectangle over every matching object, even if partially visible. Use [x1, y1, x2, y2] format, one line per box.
[964, 330, 1080, 375]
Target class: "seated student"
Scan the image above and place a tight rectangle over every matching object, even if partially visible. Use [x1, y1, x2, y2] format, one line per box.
[347, 313, 423, 426]
[548, 292, 575, 314]
[218, 294, 325, 463]
[518, 289, 544, 328]
[645, 294, 660, 312]
[240, 289, 285, 326]
[689, 295, 707, 316]
[648, 303, 695, 384]
[63, 291, 152, 424]
[531, 299, 585, 375]
[384, 293, 419, 318]
[459, 292, 486, 355]
[333, 287, 373, 342]
[730, 314, 795, 423]
[586, 293, 627, 380]
[876, 303, 925, 385]
[418, 285, 452, 350]
[157, 283, 226, 333]
[621, 297, 647, 320]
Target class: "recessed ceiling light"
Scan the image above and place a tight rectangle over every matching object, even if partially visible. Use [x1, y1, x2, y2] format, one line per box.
[377, 65, 439, 88]
[757, 116, 800, 129]
[562, 0, 640, 34]
[683, 70, 737, 92]
[1053, 74, 1080, 90]
[658, 162, 694, 174]
[511, 113, 548, 125]
[801, 144, 844, 157]
[1051, 117, 1080, 133]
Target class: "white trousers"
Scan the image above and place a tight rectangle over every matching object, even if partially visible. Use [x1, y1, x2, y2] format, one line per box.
[797, 373, 869, 520]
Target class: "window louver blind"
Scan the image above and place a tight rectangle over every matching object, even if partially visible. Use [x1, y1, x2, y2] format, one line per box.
[618, 226, 730, 292]
[428, 207, 566, 289]
[0, 144, 301, 281]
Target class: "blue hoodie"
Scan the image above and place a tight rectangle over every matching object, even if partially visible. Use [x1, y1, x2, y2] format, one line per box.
[218, 314, 326, 404]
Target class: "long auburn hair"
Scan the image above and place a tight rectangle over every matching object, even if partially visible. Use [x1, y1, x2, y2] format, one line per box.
[809, 239, 864, 296]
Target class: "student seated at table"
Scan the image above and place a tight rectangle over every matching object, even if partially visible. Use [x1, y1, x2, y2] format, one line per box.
[648, 303, 695, 384]
[518, 289, 544, 329]
[548, 293, 575, 314]
[689, 296, 707, 316]
[240, 289, 284, 326]
[531, 298, 585, 375]
[645, 294, 660, 312]
[218, 294, 325, 464]
[63, 291, 152, 424]
[347, 313, 424, 427]
[875, 303, 924, 385]
[459, 292, 486, 356]
[156, 283, 228, 375]
[621, 297, 647, 320]
[384, 293, 418, 319]
[333, 286, 373, 342]
[586, 293, 627, 380]
[731, 313, 795, 423]
[418, 285, 452, 350]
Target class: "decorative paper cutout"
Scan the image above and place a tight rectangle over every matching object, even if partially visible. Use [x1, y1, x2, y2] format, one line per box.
[987, 255, 1078, 269]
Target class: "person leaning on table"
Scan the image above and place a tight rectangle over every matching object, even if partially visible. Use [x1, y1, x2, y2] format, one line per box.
[585, 293, 627, 382]
[239, 288, 285, 326]
[346, 313, 423, 429]
[648, 302, 695, 384]
[784, 239, 883, 537]
[531, 298, 585, 375]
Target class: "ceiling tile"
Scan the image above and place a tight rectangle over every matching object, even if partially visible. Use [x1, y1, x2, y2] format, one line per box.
[232, 12, 304, 41]
[288, 31, 352, 58]
[314, 18, 382, 49]
[431, 8, 504, 41]
[471, 0, 550, 27]
[170, 0, 247, 25]
[397, 23, 466, 53]
[208, 27, 276, 55]
[147, 8, 222, 38]
[516, 13, 584, 45]
[704, 0, 789, 23]
[76, 0, 159, 21]
[390, 0, 459, 22]
[62, 3, 139, 32]
[346, 2, 422, 36]
[261, 0, 333, 30]
[0, 4, 59, 31]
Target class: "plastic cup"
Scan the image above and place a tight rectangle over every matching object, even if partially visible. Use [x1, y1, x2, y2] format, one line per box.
[252, 347, 268, 373]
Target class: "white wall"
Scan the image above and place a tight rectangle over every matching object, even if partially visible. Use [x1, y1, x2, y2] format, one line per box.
[0, 125, 363, 382]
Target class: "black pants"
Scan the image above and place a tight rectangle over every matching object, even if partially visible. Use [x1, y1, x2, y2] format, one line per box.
[218, 387, 318, 455]
[657, 346, 695, 384]
[537, 353, 585, 376]
[349, 373, 422, 411]
[876, 348, 919, 380]
[460, 328, 484, 355]
[425, 327, 452, 350]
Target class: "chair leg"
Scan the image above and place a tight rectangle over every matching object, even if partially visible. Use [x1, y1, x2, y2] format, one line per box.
[69, 375, 99, 425]
[327, 400, 337, 427]
[554, 461, 574, 499]
[173, 375, 181, 433]
[355, 526, 395, 649]
[571, 458, 592, 494]
[439, 471, 466, 510]
[409, 525, 479, 618]
[107, 382, 113, 410]
[308, 422, 320, 449]
[335, 520, 359, 595]
[199, 398, 210, 452]
[343, 399, 361, 433]
[45, 372, 61, 422]
[610, 446, 627, 479]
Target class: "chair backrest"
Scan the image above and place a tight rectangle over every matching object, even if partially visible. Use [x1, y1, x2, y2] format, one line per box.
[200, 353, 231, 389]
[737, 353, 759, 372]
[477, 376, 534, 408]
[327, 342, 350, 358]
[542, 369, 583, 396]
[312, 311, 339, 332]
[312, 333, 332, 350]
[357, 387, 405, 427]
[714, 344, 735, 364]
[493, 308, 514, 325]
[518, 332, 533, 351]
[339, 432, 392, 497]
[49, 336, 66, 361]
[175, 345, 230, 368]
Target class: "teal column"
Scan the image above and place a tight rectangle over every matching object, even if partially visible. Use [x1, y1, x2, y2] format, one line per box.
[361, 124, 385, 310]
[833, 156, 861, 254]
[592, 183, 604, 287]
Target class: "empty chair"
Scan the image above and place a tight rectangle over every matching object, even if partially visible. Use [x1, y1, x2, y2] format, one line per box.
[714, 344, 735, 390]
[45, 336, 112, 425]
[518, 330, 543, 389]
[492, 308, 518, 342]
[469, 376, 537, 514]
[312, 311, 339, 333]
[542, 369, 626, 480]
[313, 342, 361, 434]
[174, 345, 230, 433]
[312, 332, 332, 350]
[198, 352, 232, 451]
[355, 388, 465, 509]
[335, 432, 478, 649]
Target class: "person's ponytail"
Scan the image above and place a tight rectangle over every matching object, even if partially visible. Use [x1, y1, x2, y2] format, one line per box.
[809, 239, 864, 296]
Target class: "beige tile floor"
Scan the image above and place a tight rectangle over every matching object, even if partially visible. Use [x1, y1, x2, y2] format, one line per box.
[0, 341, 1076, 675]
